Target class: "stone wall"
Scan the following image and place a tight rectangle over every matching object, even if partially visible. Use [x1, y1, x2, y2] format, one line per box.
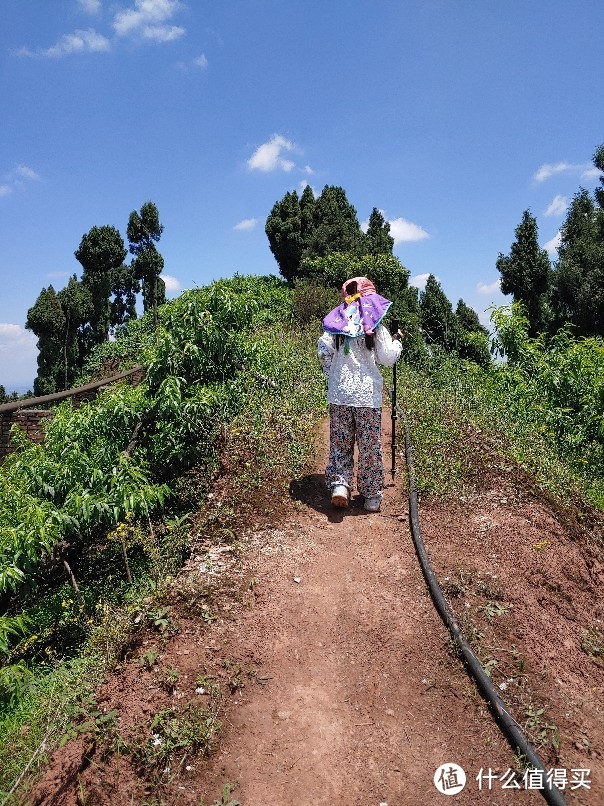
[0, 366, 144, 461]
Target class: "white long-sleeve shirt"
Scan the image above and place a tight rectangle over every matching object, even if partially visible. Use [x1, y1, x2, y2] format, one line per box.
[317, 323, 402, 408]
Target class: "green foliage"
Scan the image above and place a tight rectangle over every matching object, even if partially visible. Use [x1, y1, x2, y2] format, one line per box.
[365, 207, 394, 255]
[305, 185, 366, 258]
[266, 185, 390, 283]
[300, 251, 410, 299]
[550, 189, 604, 337]
[491, 305, 604, 484]
[75, 225, 128, 345]
[128, 201, 165, 324]
[496, 210, 550, 336]
[265, 190, 307, 283]
[132, 704, 221, 773]
[25, 285, 66, 395]
[594, 142, 604, 208]
[57, 275, 93, 388]
[419, 274, 460, 352]
[410, 303, 604, 507]
[291, 279, 339, 326]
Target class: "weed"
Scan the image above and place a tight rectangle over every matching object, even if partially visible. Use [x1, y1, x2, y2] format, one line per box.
[139, 647, 160, 669]
[475, 577, 504, 600]
[196, 674, 221, 698]
[580, 627, 603, 664]
[524, 704, 560, 754]
[211, 781, 240, 806]
[482, 658, 499, 678]
[478, 601, 511, 621]
[133, 605, 177, 636]
[60, 693, 119, 749]
[132, 704, 221, 777]
[163, 667, 180, 694]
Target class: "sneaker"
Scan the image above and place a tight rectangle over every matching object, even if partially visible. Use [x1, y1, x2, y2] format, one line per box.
[364, 496, 381, 512]
[331, 484, 349, 508]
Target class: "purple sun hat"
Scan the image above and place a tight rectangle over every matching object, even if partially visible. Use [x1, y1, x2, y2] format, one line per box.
[322, 276, 392, 337]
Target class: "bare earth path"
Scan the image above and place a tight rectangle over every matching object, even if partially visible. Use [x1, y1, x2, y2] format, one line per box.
[32, 413, 603, 805]
[197, 415, 600, 805]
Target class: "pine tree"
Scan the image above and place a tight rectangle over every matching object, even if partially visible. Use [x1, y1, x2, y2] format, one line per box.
[419, 275, 459, 352]
[550, 189, 604, 336]
[75, 225, 127, 345]
[496, 210, 550, 337]
[127, 201, 165, 327]
[365, 208, 394, 255]
[25, 286, 66, 395]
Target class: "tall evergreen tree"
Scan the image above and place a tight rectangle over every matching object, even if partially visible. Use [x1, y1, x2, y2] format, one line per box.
[419, 275, 459, 352]
[265, 190, 304, 284]
[75, 225, 127, 345]
[496, 210, 551, 337]
[365, 208, 394, 255]
[57, 275, 92, 388]
[299, 184, 316, 245]
[455, 299, 488, 335]
[550, 189, 604, 336]
[26, 286, 66, 395]
[455, 299, 491, 366]
[109, 263, 139, 330]
[593, 142, 604, 209]
[306, 185, 365, 258]
[127, 201, 165, 326]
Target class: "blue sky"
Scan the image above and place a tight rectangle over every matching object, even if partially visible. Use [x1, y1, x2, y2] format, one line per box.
[1, 0, 603, 391]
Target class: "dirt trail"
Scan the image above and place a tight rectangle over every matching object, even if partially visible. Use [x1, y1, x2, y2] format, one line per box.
[31, 413, 603, 805]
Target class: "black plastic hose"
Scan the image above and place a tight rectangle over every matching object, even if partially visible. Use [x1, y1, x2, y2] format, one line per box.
[402, 415, 567, 806]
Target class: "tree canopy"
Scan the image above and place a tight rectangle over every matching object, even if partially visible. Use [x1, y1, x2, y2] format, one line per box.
[265, 186, 393, 283]
[496, 210, 550, 337]
[127, 201, 165, 325]
[25, 202, 166, 394]
[550, 189, 604, 337]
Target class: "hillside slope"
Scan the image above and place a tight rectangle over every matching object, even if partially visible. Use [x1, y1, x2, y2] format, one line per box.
[31, 415, 603, 805]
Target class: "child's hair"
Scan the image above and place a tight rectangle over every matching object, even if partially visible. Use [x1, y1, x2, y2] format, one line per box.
[335, 280, 374, 351]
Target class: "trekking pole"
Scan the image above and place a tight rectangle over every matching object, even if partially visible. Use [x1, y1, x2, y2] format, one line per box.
[390, 319, 399, 479]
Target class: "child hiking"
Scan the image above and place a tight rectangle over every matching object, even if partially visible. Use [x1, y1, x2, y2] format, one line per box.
[318, 276, 402, 512]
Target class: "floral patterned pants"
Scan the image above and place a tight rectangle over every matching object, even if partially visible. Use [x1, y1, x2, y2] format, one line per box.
[326, 404, 383, 498]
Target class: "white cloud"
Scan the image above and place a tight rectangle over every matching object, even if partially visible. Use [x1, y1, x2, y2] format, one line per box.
[142, 24, 184, 42]
[0, 324, 38, 388]
[15, 164, 40, 181]
[582, 166, 601, 180]
[534, 161, 594, 183]
[534, 162, 573, 182]
[1, 164, 41, 197]
[113, 0, 184, 39]
[193, 54, 208, 68]
[77, 0, 102, 13]
[543, 232, 562, 257]
[409, 273, 436, 290]
[476, 279, 501, 295]
[18, 28, 111, 57]
[544, 194, 568, 217]
[162, 273, 181, 292]
[247, 134, 297, 172]
[388, 217, 429, 244]
[302, 165, 314, 175]
[233, 218, 257, 231]
[45, 28, 110, 56]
